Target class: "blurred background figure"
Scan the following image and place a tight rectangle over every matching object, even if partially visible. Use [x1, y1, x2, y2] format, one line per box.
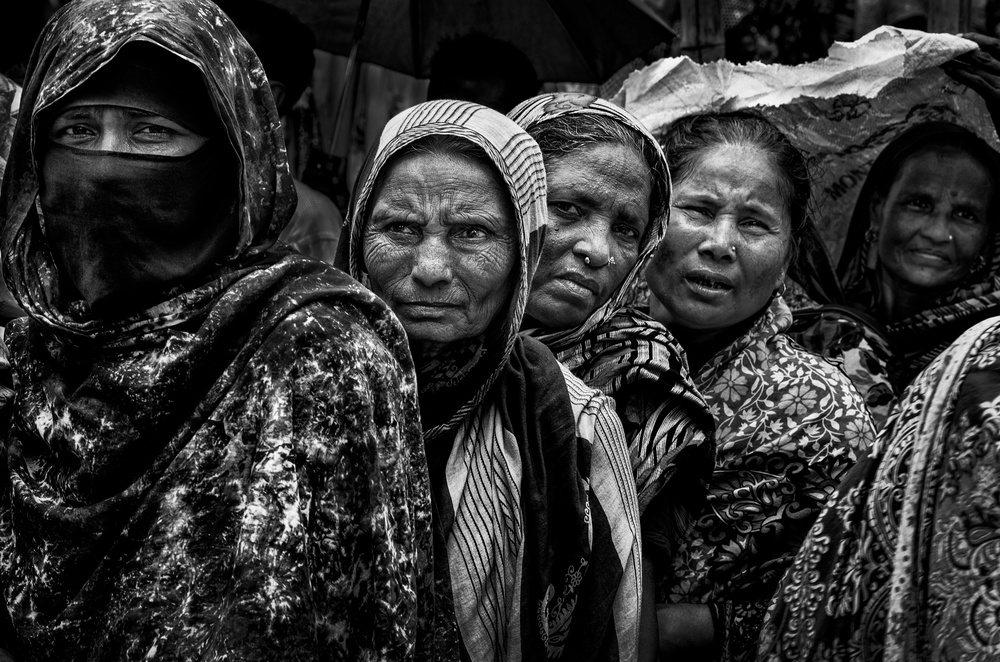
[426, 32, 540, 113]
[219, 0, 344, 263]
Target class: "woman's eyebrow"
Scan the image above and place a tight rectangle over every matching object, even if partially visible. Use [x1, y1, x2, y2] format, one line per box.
[52, 107, 96, 121]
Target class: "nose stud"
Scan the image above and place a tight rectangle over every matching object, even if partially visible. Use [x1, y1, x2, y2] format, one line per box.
[732, 245, 738, 254]
[949, 234, 954, 242]
[583, 256, 616, 267]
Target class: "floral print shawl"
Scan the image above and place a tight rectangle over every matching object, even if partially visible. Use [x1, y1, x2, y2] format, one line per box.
[508, 93, 715, 528]
[346, 99, 642, 661]
[658, 296, 876, 662]
[760, 315, 1000, 662]
[0, 1, 427, 660]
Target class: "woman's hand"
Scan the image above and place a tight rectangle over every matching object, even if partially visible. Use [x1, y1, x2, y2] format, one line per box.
[943, 33, 1000, 117]
[656, 603, 715, 660]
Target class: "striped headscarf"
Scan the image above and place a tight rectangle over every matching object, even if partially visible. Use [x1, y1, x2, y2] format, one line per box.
[347, 100, 641, 661]
[347, 99, 546, 438]
[509, 93, 715, 523]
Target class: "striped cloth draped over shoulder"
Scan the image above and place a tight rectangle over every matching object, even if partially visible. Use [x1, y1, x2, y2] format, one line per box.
[346, 99, 642, 661]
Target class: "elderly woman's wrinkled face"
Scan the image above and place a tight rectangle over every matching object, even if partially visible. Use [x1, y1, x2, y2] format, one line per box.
[525, 142, 651, 329]
[363, 150, 516, 356]
[647, 143, 790, 334]
[873, 148, 993, 296]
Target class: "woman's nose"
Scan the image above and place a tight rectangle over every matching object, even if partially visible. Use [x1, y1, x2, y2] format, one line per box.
[573, 220, 612, 268]
[920, 209, 954, 242]
[410, 236, 454, 287]
[698, 218, 738, 261]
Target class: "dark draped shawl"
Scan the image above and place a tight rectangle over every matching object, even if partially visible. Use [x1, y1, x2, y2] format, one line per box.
[0, 1, 428, 659]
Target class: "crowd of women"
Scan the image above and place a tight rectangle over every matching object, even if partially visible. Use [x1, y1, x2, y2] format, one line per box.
[0, 0, 997, 660]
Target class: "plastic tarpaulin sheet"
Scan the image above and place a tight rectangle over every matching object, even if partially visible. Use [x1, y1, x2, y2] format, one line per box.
[610, 28, 997, 263]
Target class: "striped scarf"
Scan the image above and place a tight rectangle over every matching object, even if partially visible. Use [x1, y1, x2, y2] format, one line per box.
[347, 100, 641, 660]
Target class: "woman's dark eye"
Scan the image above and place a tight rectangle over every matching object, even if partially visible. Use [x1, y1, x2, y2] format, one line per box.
[741, 218, 769, 231]
[384, 221, 419, 235]
[678, 205, 711, 219]
[137, 124, 174, 136]
[453, 225, 489, 240]
[55, 124, 96, 139]
[954, 209, 981, 223]
[903, 198, 931, 212]
[613, 223, 640, 240]
[550, 201, 583, 218]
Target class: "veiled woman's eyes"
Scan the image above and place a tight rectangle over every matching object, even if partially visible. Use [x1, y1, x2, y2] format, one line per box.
[133, 124, 179, 142]
[49, 122, 97, 143]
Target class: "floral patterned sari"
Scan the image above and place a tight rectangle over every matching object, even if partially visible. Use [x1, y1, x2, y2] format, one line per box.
[658, 295, 876, 662]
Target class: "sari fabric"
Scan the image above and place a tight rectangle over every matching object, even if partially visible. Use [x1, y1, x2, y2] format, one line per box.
[759, 315, 1000, 662]
[0, 1, 427, 660]
[347, 99, 642, 661]
[508, 93, 715, 521]
[659, 296, 876, 662]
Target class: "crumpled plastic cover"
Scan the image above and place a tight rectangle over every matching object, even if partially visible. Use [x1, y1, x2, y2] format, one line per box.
[610, 27, 997, 263]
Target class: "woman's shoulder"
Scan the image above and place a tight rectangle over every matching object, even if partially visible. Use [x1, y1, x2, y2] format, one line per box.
[246, 259, 414, 376]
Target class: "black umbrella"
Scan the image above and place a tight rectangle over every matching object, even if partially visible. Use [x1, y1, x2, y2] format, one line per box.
[269, 0, 674, 84]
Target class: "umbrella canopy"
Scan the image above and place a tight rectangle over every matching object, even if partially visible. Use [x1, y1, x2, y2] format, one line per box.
[267, 0, 675, 84]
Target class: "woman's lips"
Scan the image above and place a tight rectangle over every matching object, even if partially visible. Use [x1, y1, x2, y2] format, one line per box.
[556, 272, 600, 296]
[396, 300, 460, 317]
[906, 248, 950, 265]
[684, 269, 734, 294]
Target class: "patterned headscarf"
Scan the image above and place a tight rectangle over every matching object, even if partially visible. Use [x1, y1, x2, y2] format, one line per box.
[347, 99, 548, 438]
[508, 93, 714, 521]
[508, 92, 671, 350]
[838, 121, 1000, 384]
[2, 0, 295, 341]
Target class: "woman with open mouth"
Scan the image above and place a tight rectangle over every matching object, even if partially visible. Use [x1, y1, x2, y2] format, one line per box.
[642, 110, 877, 662]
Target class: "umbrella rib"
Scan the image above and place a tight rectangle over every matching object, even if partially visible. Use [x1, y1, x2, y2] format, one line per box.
[410, 0, 423, 77]
[544, 1, 601, 82]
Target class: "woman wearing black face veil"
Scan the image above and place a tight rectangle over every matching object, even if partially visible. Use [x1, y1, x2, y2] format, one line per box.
[0, 1, 428, 660]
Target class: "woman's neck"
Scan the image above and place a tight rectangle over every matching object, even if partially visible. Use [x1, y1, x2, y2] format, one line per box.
[876, 268, 944, 324]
